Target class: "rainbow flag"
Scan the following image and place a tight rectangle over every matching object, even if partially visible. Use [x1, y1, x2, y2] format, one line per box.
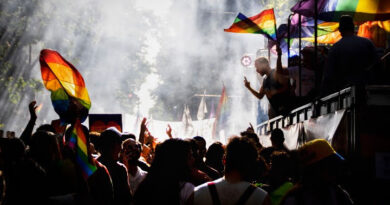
[302, 30, 342, 44]
[70, 120, 97, 179]
[40, 49, 91, 123]
[358, 21, 388, 47]
[289, 14, 339, 38]
[212, 85, 228, 139]
[291, 0, 390, 22]
[224, 9, 277, 41]
[378, 20, 390, 32]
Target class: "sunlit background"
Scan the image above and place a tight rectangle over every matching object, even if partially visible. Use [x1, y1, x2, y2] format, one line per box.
[0, 0, 296, 142]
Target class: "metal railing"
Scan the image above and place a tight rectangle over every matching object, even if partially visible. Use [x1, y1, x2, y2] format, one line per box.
[256, 87, 356, 135]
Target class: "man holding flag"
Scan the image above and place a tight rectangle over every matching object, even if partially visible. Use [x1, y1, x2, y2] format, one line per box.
[225, 8, 296, 118]
[40, 49, 114, 204]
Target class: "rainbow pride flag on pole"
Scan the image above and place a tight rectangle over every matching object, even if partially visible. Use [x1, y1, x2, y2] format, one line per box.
[212, 85, 228, 139]
[291, 0, 390, 22]
[40, 49, 91, 123]
[224, 8, 277, 41]
[70, 120, 97, 179]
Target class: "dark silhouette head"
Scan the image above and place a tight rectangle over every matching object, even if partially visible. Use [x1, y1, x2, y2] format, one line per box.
[188, 138, 201, 166]
[134, 138, 192, 204]
[98, 127, 122, 161]
[255, 57, 271, 76]
[271, 128, 285, 149]
[88, 131, 101, 147]
[241, 131, 262, 150]
[88, 131, 101, 155]
[205, 142, 225, 173]
[193, 136, 206, 160]
[225, 136, 258, 181]
[339, 15, 354, 37]
[36, 124, 56, 134]
[121, 132, 136, 141]
[29, 131, 62, 169]
[259, 146, 276, 165]
[150, 138, 192, 180]
[0, 138, 26, 169]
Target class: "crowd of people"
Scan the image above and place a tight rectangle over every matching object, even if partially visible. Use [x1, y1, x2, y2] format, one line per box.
[0, 98, 354, 205]
[0, 14, 387, 205]
[244, 15, 387, 118]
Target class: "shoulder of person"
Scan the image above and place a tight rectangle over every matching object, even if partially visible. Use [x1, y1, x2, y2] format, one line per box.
[137, 166, 148, 175]
[194, 177, 223, 192]
[181, 181, 195, 192]
[116, 161, 128, 170]
[194, 180, 210, 192]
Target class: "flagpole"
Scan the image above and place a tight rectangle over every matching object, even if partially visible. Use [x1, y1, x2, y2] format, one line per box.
[299, 13, 302, 97]
[314, 0, 319, 92]
[268, 39, 271, 61]
[287, 14, 293, 65]
[273, 8, 278, 42]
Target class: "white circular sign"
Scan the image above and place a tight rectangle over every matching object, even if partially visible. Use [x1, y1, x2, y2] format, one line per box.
[241, 55, 252, 67]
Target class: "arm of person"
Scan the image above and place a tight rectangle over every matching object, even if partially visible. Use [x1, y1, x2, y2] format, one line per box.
[244, 77, 265, 99]
[275, 44, 290, 78]
[321, 46, 337, 96]
[166, 124, 173, 139]
[20, 101, 38, 145]
[138, 117, 147, 145]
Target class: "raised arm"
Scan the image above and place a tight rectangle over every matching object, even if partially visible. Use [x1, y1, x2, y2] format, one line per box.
[276, 44, 289, 77]
[138, 117, 147, 145]
[244, 77, 265, 99]
[20, 101, 38, 145]
[166, 124, 173, 139]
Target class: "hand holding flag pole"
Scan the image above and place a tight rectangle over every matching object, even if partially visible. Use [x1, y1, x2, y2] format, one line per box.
[40, 49, 96, 179]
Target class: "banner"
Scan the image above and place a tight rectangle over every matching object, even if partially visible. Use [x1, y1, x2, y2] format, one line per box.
[89, 114, 122, 132]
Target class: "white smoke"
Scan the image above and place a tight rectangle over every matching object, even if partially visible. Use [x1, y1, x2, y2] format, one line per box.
[1, 0, 295, 141]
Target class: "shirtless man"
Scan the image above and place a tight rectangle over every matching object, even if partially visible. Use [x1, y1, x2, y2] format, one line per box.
[244, 51, 295, 118]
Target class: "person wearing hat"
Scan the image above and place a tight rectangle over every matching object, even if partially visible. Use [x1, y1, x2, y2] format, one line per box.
[321, 15, 378, 96]
[280, 139, 353, 205]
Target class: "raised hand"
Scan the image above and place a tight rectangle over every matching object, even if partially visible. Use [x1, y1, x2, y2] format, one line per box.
[276, 43, 282, 56]
[244, 77, 251, 89]
[29, 101, 38, 120]
[139, 117, 148, 144]
[247, 123, 255, 133]
[166, 124, 172, 139]
[140, 117, 147, 131]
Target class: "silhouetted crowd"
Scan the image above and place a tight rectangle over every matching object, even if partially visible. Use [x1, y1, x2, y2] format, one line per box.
[244, 15, 389, 118]
[0, 98, 354, 205]
[1, 14, 389, 205]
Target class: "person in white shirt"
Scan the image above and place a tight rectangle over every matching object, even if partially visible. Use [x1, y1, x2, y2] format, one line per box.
[121, 138, 147, 195]
[194, 136, 271, 205]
